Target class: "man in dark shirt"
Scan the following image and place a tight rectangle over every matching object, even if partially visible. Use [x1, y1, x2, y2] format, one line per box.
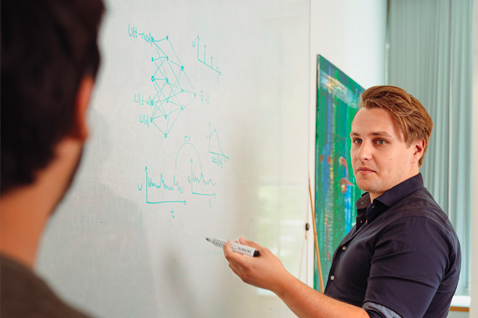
[0, 0, 104, 316]
[223, 85, 461, 317]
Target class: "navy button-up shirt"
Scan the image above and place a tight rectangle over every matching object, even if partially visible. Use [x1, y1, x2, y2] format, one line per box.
[324, 174, 461, 318]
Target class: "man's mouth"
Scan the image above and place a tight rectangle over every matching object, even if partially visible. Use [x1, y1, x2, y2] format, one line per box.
[357, 167, 375, 174]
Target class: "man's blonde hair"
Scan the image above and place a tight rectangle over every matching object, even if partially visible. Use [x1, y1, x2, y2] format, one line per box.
[359, 85, 433, 166]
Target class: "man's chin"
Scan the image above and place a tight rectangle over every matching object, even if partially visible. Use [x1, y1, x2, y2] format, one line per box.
[355, 179, 378, 194]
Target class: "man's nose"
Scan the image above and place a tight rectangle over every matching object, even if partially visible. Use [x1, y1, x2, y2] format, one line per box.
[357, 142, 372, 161]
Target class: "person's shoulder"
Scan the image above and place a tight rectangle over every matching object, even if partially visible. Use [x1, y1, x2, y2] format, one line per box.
[0, 254, 92, 318]
[395, 187, 450, 224]
[382, 187, 460, 245]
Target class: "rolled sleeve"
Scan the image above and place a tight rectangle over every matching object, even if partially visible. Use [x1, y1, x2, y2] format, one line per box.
[363, 302, 402, 318]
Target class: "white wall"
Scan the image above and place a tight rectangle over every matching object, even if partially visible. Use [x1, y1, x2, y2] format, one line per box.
[310, 0, 387, 89]
[307, 0, 387, 287]
[470, 1, 478, 317]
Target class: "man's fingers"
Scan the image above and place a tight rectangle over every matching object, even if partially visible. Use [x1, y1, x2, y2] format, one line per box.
[224, 241, 244, 263]
[223, 240, 233, 256]
[238, 236, 263, 251]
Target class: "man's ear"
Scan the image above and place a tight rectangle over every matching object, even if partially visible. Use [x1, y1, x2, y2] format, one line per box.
[413, 139, 426, 164]
[72, 76, 95, 141]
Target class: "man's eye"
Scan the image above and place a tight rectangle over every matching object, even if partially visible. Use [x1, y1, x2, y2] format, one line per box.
[353, 139, 362, 144]
[376, 139, 387, 145]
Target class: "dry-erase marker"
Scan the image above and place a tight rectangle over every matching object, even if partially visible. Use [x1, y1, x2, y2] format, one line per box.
[206, 237, 260, 257]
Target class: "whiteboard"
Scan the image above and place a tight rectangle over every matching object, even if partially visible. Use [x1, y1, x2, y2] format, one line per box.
[37, 0, 310, 317]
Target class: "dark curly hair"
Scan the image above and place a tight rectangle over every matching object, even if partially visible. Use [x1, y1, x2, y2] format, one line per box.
[1, 0, 104, 194]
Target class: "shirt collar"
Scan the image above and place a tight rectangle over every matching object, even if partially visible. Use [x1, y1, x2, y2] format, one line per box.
[355, 173, 425, 224]
[375, 173, 424, 207]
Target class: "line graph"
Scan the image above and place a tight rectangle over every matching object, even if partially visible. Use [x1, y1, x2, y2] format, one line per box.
[144, 166, 187, 205]
[138, 137, 216, 206]
[208, 123, 229, 168]
[192, 35, 221, 78]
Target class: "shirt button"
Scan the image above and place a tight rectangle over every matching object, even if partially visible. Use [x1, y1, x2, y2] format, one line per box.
[342, 246, 347, 251]
[330, 275, 335, 281]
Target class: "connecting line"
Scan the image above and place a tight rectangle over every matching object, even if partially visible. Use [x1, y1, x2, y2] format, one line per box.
[197, 59, 221, 75]
[152, 56, 167, 62]
[163, 99, 184, 109]
[169, 60, 182, 68]
[163, 91, 183, 105]
[151, 81, 168, 107]
[150, 121, 166, 136]
[162, 110, 179, 136]
[153, 59, 167, 77]
[166, 39, 182, 67]
[180, 89, 195, 95]
[151, 107, 180, 121]
[209, 151, 229, 159]
[192, 191, 216, 198]
[153, 36, 169, 43]
[164, 82, 182, 106]
[147, 200, 186, 205]
[151, 109, 166, 120]
[152, 76, 174, 82]
[150, 104, 165, 119]
[181, 72, 195, 96]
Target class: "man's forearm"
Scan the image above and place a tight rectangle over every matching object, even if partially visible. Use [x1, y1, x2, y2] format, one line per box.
[224, 238, 369, 318]
[273, 273, 369, 318]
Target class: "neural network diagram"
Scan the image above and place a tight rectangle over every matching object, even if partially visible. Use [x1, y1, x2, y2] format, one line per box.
[129, 24, 196, 138]
[149, 36, 196, 138]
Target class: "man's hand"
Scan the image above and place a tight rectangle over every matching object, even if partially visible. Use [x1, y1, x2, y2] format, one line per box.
[223, 237, 293, 294]
[223, 237, 369, 318]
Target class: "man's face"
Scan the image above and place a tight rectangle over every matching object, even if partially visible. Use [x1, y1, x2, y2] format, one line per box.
[350, 107, 421, 201]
